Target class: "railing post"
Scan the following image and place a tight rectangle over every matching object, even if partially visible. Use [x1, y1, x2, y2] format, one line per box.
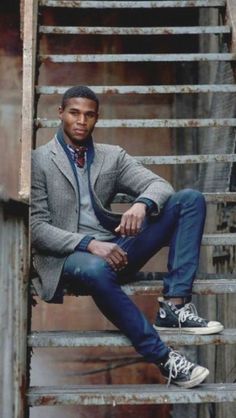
[226, 0, 236, 55]
[19, 0, 38, 202]
[0, 193, 29, 418]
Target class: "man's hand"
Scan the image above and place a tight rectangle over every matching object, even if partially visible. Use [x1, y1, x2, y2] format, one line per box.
[87, 240, 128, 271]
[115, 202, 146, 237]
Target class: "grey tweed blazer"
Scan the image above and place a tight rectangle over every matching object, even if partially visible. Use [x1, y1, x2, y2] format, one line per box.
[31, 137, 174, 301]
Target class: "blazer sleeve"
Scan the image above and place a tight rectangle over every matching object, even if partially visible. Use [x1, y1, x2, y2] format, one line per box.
[31, 152, 89, 255]
[116, 147, 174, 212]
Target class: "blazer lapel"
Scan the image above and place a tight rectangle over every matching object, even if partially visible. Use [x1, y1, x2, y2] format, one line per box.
[50, 137, 79, 199]
[90, 144, 105, 188]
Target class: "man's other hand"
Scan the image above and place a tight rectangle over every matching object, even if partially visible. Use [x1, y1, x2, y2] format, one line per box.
[87, 240, 128, 271]
[115, 202, 146, 236]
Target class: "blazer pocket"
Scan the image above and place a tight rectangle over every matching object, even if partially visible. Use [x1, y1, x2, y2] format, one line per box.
[95, 171, 118, 203]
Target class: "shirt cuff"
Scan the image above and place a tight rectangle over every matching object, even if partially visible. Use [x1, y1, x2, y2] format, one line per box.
[75, 236, 95, 252]
[134, 197, 158, 214]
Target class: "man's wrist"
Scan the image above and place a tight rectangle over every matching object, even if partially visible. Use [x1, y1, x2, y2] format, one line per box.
[134, 198, 157, 214]
[75, 236, 95, 252]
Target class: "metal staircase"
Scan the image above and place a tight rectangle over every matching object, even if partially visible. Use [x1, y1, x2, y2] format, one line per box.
[21, 0, 236, 413]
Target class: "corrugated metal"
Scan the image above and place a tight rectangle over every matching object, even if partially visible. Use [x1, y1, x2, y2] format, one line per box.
[39, 25, 231, 35]
[39, 1, 226, 9]
[27, 383, 236, 406]
[36, 84, 236, 95]
[28, 329, 236, 348]
[39, 53, 236, 62]
[0, 194, 29, 418]
[36, 117, 236, 128]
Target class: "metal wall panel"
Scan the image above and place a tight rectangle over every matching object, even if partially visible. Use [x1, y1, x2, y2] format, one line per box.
[0, 192, 29, 418]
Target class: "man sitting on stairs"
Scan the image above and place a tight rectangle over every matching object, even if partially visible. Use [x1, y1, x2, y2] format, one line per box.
[31, 85, 224, 389]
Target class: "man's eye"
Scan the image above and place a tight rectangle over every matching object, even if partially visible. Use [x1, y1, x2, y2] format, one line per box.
[86, 113, 96, 118]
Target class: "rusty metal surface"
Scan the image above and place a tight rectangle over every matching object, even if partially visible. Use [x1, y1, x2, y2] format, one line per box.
[113, 192, 236, 203]
[123, 278, 236, 296]
[227, 0, 236, 53]
[36, 84, 236, 95]
[39, 0, 226, 9]
[36, 117, 236, 128]
[39, 53, 236, 62]
[39, 25, 231, 35]
[30, 277, 236, 297]
[20, 0, 38, 202]
[202, 233, 236, 245]
[135, 155, 236, 165]
[28, 329, 236, 348]
[27, 383, 236, 406]
[0, 196, 29, 418]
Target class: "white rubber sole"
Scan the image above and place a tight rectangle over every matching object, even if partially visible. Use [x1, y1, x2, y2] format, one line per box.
[171, 367, 210, 389]
[153, 323, 224, 335]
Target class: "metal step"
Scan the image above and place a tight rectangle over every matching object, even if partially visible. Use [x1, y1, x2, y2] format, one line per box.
[114, 192, 236, 203]
[36, 118, 236, 128]
[30, 278, 236, 297]
[39, 1, 226, 9]
[30, 151, 236, 165]
[39, 53, 236, 63]
[37, 84, 236, 95]
[125, 278, 236, 296]
[27, 383, 236, 406]
[135, 155, 236, 165]
[39, 25, 231, 35]
[28, 329, 236, 348]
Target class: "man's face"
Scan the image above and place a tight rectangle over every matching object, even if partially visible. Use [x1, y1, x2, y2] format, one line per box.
[58, 97, 98, 145]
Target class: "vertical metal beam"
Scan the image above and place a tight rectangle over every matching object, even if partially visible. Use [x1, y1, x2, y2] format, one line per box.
[19, 0, 38, 202]
[226, 0, 236, 55]
[0, 195, 29, 418]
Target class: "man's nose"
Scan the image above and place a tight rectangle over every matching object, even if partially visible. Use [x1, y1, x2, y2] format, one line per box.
[77, 113, 86, 124]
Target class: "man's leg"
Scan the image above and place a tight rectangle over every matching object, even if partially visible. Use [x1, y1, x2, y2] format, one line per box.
[62, 249, 209, 387]
[62, 250, 168, 363]
[114, 189, 223, 334]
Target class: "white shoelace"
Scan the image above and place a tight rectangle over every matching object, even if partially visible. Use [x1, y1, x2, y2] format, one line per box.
[164, 351, 193, 386]
[176, 303, 204, 328]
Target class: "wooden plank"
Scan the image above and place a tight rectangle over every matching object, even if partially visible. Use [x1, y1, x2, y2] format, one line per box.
[20, 0, 38, 202]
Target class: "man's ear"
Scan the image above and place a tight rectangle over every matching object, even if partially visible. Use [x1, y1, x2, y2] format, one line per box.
[58, 106, 63, 120]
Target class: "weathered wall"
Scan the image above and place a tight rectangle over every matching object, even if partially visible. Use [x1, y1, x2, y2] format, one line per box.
[0, 2, 22, 199]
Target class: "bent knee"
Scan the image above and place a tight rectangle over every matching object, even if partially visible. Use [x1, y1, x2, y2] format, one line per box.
[177, 188, 205, 207]
[82, 257, 110, 281]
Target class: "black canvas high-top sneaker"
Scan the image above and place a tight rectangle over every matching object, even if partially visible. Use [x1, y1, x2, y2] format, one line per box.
[154, 298, 224, 335]
[159, 349, 209, 388]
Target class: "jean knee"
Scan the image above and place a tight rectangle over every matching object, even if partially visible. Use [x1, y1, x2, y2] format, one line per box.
[177, 188, 206, 209]
[79, 257, 115, 292]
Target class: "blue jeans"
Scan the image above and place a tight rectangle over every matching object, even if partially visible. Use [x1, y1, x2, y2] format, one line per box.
[62, 189, 206, 363]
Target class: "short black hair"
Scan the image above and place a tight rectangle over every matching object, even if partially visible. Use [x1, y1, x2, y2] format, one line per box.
[61, 86, 99, 111]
